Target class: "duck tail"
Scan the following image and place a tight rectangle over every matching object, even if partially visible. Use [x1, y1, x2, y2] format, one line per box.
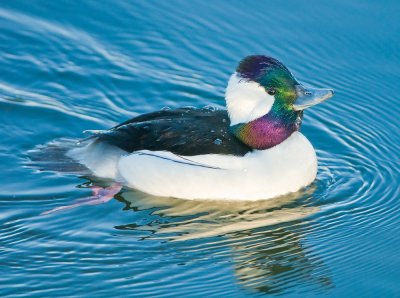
[25, 138, 91, 174]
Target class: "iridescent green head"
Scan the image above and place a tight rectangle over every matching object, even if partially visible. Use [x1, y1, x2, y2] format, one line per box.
[237, 55, 298, 106]
[225, 55, 334, 149]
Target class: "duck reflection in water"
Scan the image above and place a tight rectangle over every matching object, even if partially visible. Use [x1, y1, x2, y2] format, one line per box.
[113, 186, 332, 295]
[28, 145, 332, 294]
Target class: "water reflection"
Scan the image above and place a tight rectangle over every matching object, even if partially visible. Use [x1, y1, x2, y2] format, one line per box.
[27, 139, 334, 294]
[115, 187, 332, 294]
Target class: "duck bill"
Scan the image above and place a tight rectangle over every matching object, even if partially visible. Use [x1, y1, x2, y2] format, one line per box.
[293, 85, 334, 111]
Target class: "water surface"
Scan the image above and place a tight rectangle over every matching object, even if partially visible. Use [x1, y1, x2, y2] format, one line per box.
[1, 1, 399, 297]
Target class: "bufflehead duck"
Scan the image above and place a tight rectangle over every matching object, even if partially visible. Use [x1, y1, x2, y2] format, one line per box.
[67, 55, 334, 201]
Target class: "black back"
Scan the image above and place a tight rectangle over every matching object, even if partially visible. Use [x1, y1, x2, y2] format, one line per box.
[90, 107, 252, 156]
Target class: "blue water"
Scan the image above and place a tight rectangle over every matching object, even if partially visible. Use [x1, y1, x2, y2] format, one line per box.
[1, 1, 399, 296]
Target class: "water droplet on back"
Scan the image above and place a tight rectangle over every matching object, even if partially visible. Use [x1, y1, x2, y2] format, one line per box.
[214, 138, 222, 145]
[203, 105, 217, 112]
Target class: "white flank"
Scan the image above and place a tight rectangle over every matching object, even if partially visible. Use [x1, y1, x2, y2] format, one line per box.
[67, 139, 126, 179]
[115, 132, 317, 200]
[225, 73, 275, 125]
[68, 133, 317, 200]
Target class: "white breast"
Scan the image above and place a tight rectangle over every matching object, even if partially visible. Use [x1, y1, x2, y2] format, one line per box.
[114, 132, 317, 200]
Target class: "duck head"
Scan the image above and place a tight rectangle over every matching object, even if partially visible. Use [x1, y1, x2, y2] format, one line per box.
[226, 55, 334, 150]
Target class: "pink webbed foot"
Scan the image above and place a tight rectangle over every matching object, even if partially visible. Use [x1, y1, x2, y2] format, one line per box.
[41, 184, 123, 215]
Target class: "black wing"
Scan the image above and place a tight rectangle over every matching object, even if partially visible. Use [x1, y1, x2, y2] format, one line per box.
[88, 107, 251, 156]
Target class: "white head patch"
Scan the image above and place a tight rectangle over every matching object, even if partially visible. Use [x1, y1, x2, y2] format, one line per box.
[225, 73, 275, 126]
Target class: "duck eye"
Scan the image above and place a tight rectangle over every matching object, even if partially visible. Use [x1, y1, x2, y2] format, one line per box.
[267, 88, 276, 96]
